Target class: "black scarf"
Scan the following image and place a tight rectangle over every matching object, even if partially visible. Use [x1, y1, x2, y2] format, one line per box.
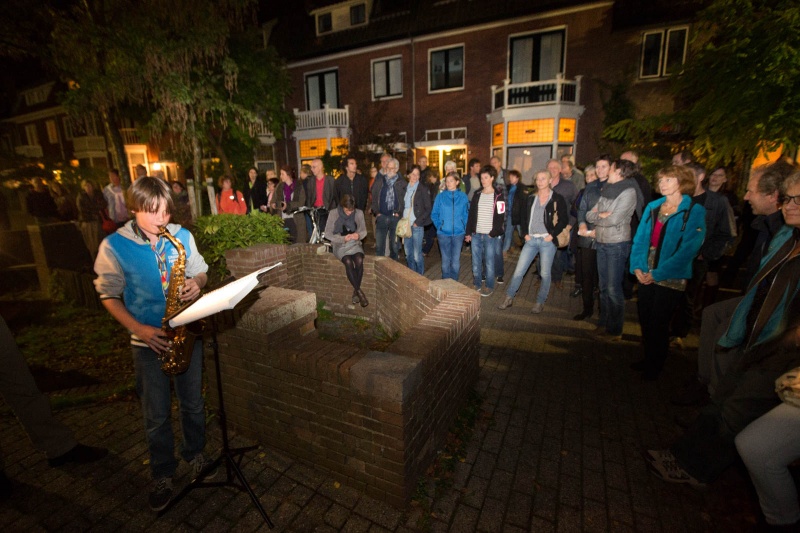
[601, 178, 643, 220]
[333, 206, 357, 235]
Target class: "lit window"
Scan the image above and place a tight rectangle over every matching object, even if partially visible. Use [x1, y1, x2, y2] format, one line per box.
[430, 46, 464, 92]
[372, 57, 402, 99]
[640, 27, 688, 79]
[46, 120, 58, 144]
[507, 119, 554, 144]
[350, 4, 366, 25]
[318, 13, 332, 34]
[492, 123, 504, 147]
[558, 118, 576, 143]
[24, 124, 39, 146]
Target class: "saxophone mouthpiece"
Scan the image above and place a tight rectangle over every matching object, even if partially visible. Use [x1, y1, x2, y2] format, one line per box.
[157, 225, 168, 236]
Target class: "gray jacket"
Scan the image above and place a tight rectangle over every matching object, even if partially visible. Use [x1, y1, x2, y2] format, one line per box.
[586, 187, 637, 243]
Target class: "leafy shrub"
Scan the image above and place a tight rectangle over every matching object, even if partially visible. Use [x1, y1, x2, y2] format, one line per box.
[194, 213, 289, 282]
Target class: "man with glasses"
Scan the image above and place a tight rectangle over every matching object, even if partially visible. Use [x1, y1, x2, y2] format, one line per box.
[673, 160, 797, 407]
[371, 158, 407, 259]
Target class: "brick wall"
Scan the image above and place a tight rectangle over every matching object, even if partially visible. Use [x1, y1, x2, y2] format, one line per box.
[217, 243, 480, 507]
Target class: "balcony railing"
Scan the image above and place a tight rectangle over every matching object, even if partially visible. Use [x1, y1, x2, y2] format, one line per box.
[119, 128, 142, 145]
[491, 75, 582, 111]
[72, 135, 106, 152]
[293, 104, 350, 131]
[15, 145, 43, 158]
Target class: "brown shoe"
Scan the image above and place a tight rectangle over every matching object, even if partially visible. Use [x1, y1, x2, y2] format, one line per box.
[357, 289, 369, 307]
[554, 281, 564, 289]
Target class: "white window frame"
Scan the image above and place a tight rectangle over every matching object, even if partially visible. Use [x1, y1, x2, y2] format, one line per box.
[304, 67, 340, 111]
[428, 43, 465, 94]
[507, 26, 567, 83]
[639, 25, 688, 80]
[371, 55, 403, 101]
[24, 124, 39, 146]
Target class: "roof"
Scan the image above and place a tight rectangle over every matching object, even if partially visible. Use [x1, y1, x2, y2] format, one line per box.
[266, 0, 707, 62]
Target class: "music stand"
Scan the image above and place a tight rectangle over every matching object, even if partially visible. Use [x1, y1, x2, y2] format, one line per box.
[159, 267, 278, 527]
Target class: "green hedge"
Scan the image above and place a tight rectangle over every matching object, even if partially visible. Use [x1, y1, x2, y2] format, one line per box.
[194, 213, 289, 283]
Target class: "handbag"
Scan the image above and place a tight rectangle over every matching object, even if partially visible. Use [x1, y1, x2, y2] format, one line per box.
[101, 209, 117, 234]
[551, 210, 570, 248]
[776, 366, 800, 408]
[395, 188, 416, 239]
[396, 217, 412, 238]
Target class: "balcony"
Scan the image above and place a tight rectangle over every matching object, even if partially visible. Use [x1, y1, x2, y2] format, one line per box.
[293, 104, 349, 131]
[72, 135, 106, 152]
[119, 128, 143, 145]
[491, 75, 582, 111]
[15, 145, 43, 158]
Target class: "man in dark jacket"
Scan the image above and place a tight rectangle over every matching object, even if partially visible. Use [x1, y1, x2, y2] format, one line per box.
[335, 155, 369, 211]
[371, 157, 407, 260]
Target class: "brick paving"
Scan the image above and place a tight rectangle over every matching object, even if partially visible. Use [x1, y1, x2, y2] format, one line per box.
[0, 249, 759, 531]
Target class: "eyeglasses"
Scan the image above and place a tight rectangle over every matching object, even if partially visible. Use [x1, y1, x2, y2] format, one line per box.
[783, 194, 800, 206]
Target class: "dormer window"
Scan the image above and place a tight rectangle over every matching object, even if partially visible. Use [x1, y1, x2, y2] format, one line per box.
[313, 0, 370, 36]
[318, 13, 332, 34]
[350, 4, 365, 25]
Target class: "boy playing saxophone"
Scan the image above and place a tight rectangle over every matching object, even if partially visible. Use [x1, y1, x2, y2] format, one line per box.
[94, 177, 214, 512]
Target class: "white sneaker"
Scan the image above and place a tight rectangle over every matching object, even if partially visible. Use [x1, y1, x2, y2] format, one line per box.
[531, 303, 544, 314]
[190, 453, 218, 482]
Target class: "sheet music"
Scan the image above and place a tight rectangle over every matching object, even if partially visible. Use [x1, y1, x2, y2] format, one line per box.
[167, 263, 281, 327]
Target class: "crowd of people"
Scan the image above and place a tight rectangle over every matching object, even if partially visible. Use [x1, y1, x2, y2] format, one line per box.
[15, 149, 800, 527]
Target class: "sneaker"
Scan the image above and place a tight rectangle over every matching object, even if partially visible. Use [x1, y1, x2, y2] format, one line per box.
[570, 287, 582, 298]
[644, 450, 706, 487]
[496, 276, 504, 284]
[531, 303, 544, 314]
[480, 288, 494, 298]
[498, 297, 513, 310]
[572, 311, 591, 321]
[148, 477, 174, 512]
[190, 453, 218, 482]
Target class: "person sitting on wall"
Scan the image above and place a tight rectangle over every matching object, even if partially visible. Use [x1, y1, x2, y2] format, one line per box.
[325, 194, 369, 307]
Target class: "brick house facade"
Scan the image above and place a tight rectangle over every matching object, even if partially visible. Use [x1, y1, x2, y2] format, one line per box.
[269, 0, 700, 182]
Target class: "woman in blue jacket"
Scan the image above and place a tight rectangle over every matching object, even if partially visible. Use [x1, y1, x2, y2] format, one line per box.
[431, 171, 469, 280]
[630, 165, 706, 380]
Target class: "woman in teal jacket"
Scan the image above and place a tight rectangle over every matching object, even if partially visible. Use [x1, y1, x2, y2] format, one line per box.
[630, 165, 707, 380]
[431, 171, 469, 280]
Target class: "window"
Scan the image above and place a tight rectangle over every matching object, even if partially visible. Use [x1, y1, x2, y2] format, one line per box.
[24, 124, 39, 146]
[429, 45, 464, 92]
[372, 57, 402, 100]
[509, 29, 565, 83]
[640, 27, 688, 79]
[318, 13, 332, 34]
[46, 120, 58, 144]
[305, 69, 339, 110]
[350, 4, 365, 25]
[63, 117, 73, 140]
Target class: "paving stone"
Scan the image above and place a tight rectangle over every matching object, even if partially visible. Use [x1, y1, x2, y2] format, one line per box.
[353, 495, 402, 530]
[476, 496, 505, 532]
[449, 504, 479, 532]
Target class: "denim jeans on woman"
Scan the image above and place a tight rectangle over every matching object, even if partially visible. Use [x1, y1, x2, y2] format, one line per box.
[404, 225, 425, 275]
[506, 236, 557, 305]
[438, 234, 463, 280]
[596, 241, 630, 336]
[471, 233, 501, 290]
[133, 341, 206, 480]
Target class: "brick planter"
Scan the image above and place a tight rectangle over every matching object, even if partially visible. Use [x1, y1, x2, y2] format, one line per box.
[210, 243, 480, 507]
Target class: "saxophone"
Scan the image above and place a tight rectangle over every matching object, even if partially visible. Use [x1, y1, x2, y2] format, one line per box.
[157, 226, 197, 375]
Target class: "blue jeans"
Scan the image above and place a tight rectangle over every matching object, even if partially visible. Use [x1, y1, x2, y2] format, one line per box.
[133, 341, 206, 480]
[506, 236, 557, 305]
[502, 217, 518, 253]
[596, 241, 631, 335]
[438, 234, 464, 280]
[470, 233, 501, 290]
[404, 225, 425, 274]
[375, 214, 400, 259]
